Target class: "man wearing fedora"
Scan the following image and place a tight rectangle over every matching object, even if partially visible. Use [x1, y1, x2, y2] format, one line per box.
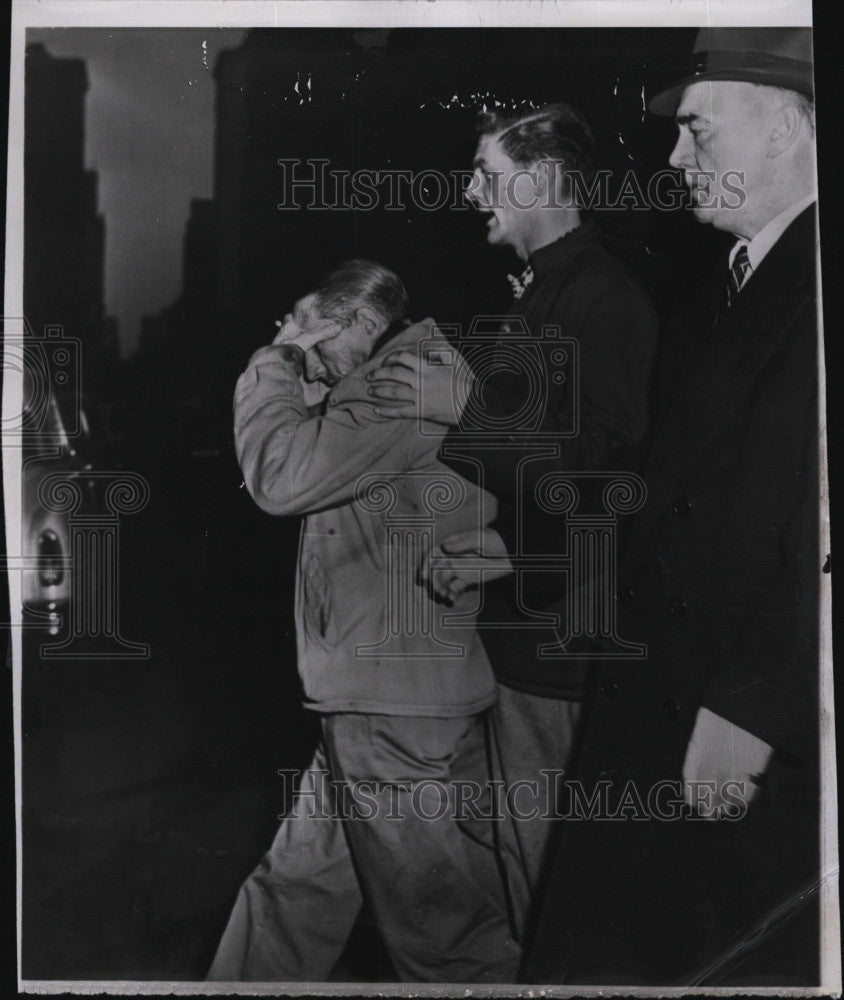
[525, 28, 823, 984]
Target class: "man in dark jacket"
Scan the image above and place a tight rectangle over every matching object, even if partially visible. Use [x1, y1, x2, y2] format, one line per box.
[524, 28, 825, 986]
[366, 102, 659, 949]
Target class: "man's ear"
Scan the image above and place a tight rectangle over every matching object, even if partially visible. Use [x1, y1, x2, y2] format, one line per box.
[355, 305, 386, 340]
[537, 159, 567, 207]
[768, 102, 805, 158]
[534, 159, 552, 199]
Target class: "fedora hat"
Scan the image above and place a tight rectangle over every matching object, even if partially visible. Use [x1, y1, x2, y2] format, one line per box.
[649, 27, 814, 117]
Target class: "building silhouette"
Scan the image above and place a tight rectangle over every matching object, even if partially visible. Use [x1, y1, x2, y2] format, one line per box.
[24, 42, 119, 412]
[140, 28, 513, 397]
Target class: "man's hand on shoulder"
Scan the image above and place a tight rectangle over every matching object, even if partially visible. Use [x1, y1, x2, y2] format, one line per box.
[364, 344, 474, 425]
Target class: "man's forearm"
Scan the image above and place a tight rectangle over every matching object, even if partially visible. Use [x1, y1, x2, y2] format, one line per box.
[234, 344, 313, 515]
[234, 344, 412, 517]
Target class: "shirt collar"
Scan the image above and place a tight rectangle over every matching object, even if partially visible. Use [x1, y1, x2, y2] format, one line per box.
[527, 218, 599, 280]
[729, 193, 817, 272]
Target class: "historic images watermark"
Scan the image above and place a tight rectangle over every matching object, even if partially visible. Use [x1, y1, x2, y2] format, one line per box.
[276, 769, 753, 823]
[3, 316, 151, 658]
[277, 159, 747, 213]
[352, 316, 647, 661]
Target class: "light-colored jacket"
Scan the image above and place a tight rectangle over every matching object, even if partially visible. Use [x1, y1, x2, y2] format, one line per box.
[234, 319, 498, 716]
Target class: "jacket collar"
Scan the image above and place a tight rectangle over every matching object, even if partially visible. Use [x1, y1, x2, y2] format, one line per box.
[327, 318, 438, 408]
[368, 316, 416, 360]
[527, 219, 601, 281]
[735, 193, 817, 274]
[638, 202, 818, 519]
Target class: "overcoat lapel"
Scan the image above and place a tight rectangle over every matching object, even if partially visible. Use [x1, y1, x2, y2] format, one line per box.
[629, 205, 817, 549]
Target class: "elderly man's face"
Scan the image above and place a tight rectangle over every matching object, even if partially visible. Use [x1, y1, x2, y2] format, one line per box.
[467, 132, 544, 259]
[286, 293, 374, 385]
[669, 80, 774, 237]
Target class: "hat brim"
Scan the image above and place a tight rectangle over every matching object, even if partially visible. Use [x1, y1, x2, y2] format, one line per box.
[648, 67, 815, 117]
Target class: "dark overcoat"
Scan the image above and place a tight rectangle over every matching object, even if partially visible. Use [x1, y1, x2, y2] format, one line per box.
[526, 205, 823, 986]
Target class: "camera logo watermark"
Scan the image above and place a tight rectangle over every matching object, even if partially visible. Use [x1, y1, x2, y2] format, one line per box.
[417, 316, 578, 440]
[350, 315, 646, 660]
[3, 317, 152, 658]
[1, 319, 82, 444]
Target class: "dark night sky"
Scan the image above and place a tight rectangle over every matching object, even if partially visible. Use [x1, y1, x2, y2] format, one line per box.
[27, 28, 247, 356]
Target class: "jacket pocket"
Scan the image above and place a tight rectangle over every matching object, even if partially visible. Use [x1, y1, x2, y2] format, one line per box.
[301, 548, 333, 649]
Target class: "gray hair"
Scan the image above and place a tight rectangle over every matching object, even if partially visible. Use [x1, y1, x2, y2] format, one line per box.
[758, 84, 815, 135]
[786, 89, 815, 135]
[312, 259, 408, 327]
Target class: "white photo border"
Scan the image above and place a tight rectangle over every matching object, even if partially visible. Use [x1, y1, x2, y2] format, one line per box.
[4, 1, 836, 996]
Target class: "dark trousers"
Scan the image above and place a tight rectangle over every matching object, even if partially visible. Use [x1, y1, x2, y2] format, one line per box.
[487, 687, 583, 949]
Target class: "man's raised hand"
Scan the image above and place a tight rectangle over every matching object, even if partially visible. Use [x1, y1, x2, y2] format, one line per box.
[273, 313, 342, 354]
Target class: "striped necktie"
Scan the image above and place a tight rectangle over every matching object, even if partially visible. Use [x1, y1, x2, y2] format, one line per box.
[725, 243, 752, 309]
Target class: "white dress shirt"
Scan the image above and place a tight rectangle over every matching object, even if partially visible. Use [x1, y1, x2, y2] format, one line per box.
[728, 192, 817, 291]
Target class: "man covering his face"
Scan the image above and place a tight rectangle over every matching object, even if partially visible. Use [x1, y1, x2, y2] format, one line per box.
[208, 259, 520, 983]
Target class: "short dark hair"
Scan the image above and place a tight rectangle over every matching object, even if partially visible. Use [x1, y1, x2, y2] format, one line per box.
[313, 259, 408, 327]
[477, 102, 597, 205]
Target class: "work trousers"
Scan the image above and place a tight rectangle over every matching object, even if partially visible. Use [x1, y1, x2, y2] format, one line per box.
[207, 711, 520, 983]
